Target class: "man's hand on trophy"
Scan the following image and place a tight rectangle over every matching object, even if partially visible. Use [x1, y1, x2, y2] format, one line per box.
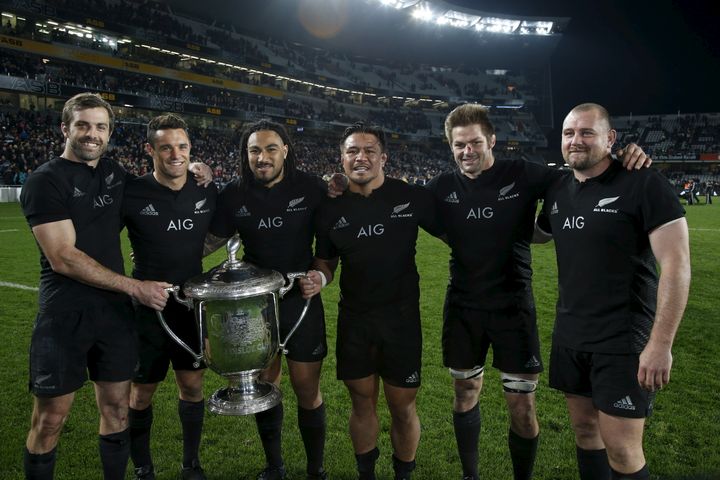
[300, 270, 325, 299]
[133, 280, 172, 310]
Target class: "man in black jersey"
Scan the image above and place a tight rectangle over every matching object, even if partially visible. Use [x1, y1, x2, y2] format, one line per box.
[424, 104, 651, 480]
[205, 120, 329, 480]
[537, 103, 690, 480]
[301, 123, 441, 480]
[123, 113, 217, 480]
[20, 93, 172, 480]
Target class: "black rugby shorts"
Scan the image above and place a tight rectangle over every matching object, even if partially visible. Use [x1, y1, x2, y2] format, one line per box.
[29, 300, 137, 397]
[549, 344, 655, 418]
[133, 297, 205, 384]
[336, 300, 422, 388]
[442, 297, 543, 374]
[279, 290, 327, 362]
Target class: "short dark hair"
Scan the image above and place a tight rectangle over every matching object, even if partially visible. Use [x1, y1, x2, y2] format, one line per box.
[146, 113, 189, 147]
[61, 92, 115, 132]
[444, 103, 495, 144]
[340, 122, 387, 152]
[239, 119, 297, 185]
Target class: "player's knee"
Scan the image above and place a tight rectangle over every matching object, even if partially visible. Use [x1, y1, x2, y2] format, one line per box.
[33, 411, 68, 437]
[605, 443, 643, 469]
[572, 418, 601, 445]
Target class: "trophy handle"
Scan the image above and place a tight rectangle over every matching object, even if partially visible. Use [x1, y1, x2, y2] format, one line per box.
[155, 286, 204, 368]
[278, 272, 311, 355]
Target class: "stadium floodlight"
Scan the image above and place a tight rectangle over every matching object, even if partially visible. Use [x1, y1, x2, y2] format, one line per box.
[1, 13, 13, 18]
[411, 4, 434, 22]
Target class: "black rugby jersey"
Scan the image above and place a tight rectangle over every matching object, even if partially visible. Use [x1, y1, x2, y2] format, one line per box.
[122, 174, 217, 285]
[209, 171, 326, 273]
[20, 156, 128, 311]
[315, 177, 441, 311]
[541, 161, 685, 354]
[426, 160, 560, 309]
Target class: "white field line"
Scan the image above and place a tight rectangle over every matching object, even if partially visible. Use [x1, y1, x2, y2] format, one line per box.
[0, 281, 38, 291]
[0, 229, 19, 233]
[689, 228, 720, 232]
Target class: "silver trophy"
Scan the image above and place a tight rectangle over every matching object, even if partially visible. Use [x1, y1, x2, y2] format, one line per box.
[157, 235, 310, 415]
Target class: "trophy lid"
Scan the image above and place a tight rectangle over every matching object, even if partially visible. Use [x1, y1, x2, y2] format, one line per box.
[182, 235, 286, 299]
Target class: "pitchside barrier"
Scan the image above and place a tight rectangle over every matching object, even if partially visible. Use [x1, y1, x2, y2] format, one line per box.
[0, 186, 21, 202]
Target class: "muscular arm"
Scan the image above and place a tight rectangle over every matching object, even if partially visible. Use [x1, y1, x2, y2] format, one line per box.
[32, 220, 170, 310]
[203, 232, 229, 257]
[637, 217, 691, 391]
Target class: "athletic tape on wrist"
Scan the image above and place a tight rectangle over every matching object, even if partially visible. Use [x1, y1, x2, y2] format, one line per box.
[316, 270, 327, 288]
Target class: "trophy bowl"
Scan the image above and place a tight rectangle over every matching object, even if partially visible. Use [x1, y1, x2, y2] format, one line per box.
[157, 235, 310, 415]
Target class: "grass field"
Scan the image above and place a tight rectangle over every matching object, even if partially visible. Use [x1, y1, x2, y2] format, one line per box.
[0, 201, 718, 479]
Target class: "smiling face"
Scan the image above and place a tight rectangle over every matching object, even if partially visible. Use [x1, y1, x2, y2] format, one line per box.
[247, 130, 288, 188]
[61, 107, 111, 165]
[561, 107, 616, 174]
[341, 132, 386, 192]
[146, 128, 190, 186]
[449, 123, 496, 179]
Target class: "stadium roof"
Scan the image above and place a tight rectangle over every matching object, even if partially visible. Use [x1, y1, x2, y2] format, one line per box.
[171, 0, 569, 69]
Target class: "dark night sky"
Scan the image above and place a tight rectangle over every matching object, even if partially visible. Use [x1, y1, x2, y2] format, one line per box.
[449, 0, 720, 121]
[175, 0, 719, 136]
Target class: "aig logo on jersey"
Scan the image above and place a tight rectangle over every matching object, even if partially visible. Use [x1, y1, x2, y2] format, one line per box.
[286, 197, 307, 212]
[498, 182, 519, 201]
[390, 202, 413, 218]
[194, 198, 211, 215]
[357, 224, 384, 238]
[593, 196, 620, 214]
[259, 217, 283, 229]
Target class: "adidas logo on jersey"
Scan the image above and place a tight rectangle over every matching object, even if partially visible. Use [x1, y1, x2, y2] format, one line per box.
[140, 204, 159, 216]
[287, 196, 307, 212]
[391, 202, 413, 218]
[333, 216, 350, 229]
[444, 191, 459, 203]
[73, 187, 86, 197]
[525, 355, 541, 368]
[194, 198, 210, 214]
[405, 371, 420, 384]
[498, 182, 519, 201]
[235, 205, 251, 217]
[613, 395, 636, 411]
[594, 196, 620, 214]
[550, 202, 559, 215]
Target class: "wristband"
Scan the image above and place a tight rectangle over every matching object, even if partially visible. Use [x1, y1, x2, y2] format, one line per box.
[316, 270, 327, 288]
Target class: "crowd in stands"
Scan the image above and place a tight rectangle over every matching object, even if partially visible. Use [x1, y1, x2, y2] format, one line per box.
[0, 108, 453, 188]
[615, 113, 720, 158]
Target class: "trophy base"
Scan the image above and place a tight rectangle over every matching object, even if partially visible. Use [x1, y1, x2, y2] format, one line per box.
[208, 381, 282, 416]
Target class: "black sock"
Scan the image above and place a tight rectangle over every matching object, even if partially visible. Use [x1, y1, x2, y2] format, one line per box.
[178, 398, 204, 468]
[392, 454, 416, 480]
[129, 405, 153, 469]
[356, 447, 380, 480]
[508, 429, 538, 480]
[611, 464, 650, 479]
[24, 446, 57, 480]
[298, 403, 326, 475]
[255, 403, 284, 468]
[453, 403, 480, 479]
[576, 446, 611, 480]
[98, 428, 130, 480]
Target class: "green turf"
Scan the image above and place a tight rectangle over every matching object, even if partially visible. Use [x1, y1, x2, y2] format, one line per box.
[0, 201, 718, 479]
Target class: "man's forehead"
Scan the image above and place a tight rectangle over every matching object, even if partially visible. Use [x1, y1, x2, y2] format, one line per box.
[452, 123, 488, 139]
[563, 110, 607, 129]
[154, 128, 189, 143]
[70, 107, 109, 123]
[248, 130, 284, 146]
[345, 133, 379, 148]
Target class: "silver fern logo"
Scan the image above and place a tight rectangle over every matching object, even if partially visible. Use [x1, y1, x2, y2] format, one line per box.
[393, 202, 410, 214]
[498, 182, 519, 201]
[195, 199, 207, 210]
[289, 197, 305, 208]
[596, 196, 620, 208]
[594, 196, 620, 213]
